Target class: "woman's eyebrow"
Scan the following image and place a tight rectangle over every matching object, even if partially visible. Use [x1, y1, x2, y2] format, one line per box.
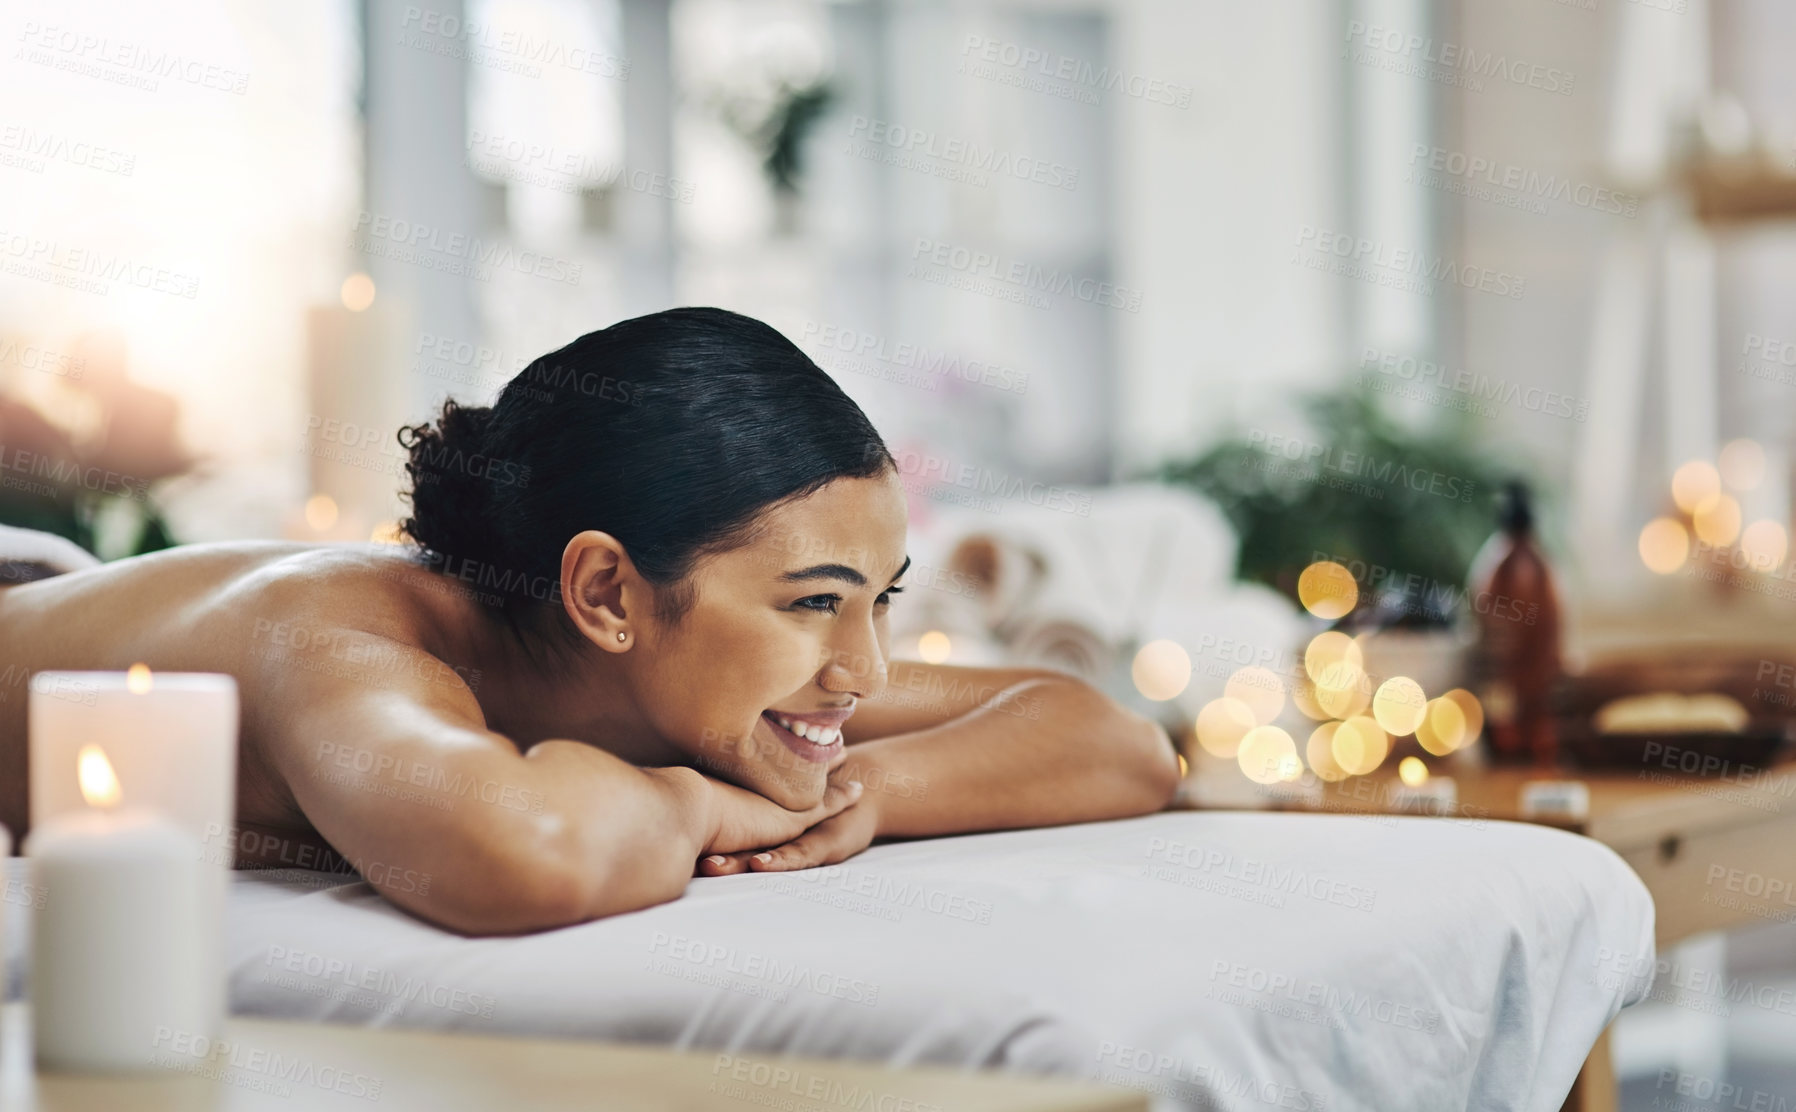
[779, 554, 910, 588]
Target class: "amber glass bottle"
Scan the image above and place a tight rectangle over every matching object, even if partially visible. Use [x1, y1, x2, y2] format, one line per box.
[1466, 482, 1563, 765]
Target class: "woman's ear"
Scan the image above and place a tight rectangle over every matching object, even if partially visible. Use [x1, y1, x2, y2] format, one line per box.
[561, 530, 636, 651]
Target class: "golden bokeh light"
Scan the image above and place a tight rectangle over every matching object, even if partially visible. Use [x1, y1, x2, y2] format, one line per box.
[1177, 753, 1189, 778]
[340, 272, 377, 312]
[1638, 517, 1689, 574]
[1131, 639, 1192, 701]
[1692, 494, 1742, 547]
[1442, 689, 1484, 747]
[1315, 660, 1372, 719]
[126, 662, 153, 694]
[1719, 438, 1765, 492]
[1372, 676, 1428, 736]
[370, 520, 405, 544]
[917, 631, 952, 664]
[1415, 696, 1468, 756]
[1671, 460, 1721, 514]
[1740, 520, 1789, 571]
[1237, 726, 1300, 785]
[1304, 631, 1364, 684]
[304, 493, 340, 532]
[1194, 697, 1258, 758]
[1297, 561, 1358, 620]
[1306, 721, 1348, 782]
[1290, 676, 1331, 721]
[1398, 756, 1429, 787]
[1332, 715, 1390, 776]
[1224, 666, 1285, 724]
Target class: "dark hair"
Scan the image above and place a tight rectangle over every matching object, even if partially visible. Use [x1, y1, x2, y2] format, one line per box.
[396, 307, 895, 631]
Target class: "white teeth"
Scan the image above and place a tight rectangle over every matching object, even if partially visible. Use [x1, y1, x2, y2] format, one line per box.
[769, 714, 841, 746]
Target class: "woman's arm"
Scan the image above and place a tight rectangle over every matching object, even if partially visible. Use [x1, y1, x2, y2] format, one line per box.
[260, 628, 860, 934]
[701, 661, 1180, 873]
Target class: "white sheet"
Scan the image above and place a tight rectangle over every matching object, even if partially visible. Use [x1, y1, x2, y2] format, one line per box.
[4, 811, 1655, 1111]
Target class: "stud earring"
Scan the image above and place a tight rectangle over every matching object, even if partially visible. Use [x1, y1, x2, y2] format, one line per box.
[616, 631, 626, 642]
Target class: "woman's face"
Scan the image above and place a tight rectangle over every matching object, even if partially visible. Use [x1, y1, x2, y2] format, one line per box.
[628, 470, 910, 808]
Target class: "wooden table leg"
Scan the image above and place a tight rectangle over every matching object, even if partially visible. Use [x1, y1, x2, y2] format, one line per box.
[1560, 1025, 1617, 1112]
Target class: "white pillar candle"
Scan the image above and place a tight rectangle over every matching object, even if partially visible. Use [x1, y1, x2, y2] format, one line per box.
[27, 671, 238, 1039]
[27, 669, 238, 843]
[26, 807, 208, 1072]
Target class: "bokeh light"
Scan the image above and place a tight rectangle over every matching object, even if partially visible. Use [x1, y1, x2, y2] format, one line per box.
[1372, 676, 1427, 736]
[1297, 561, 1358, 620]
[1671, 460, 1721, 514]
[1740, 520, 1789, 570]
[1132, 639, 1192, 701]
[1237, 725, 1300, 784]
[1719, 438, 1765, 491]
[1332, 715, 1390, 776]
[304, 493, 339, 531]
[1194, 697, 1258, 758]
[340, 272, 377, 312]
[1224, 666, 1286, 724]
[1415, 696, 1468, 755]
[1692, 494, 1742, 547]
[917, 631, 952, 664]
[1398, 756, 1429, 787]
[1316, 662, 1373, 719]
[1442, 689, 1485, 747]
[1306, 722, 1348, 782]
[1638, 517, 1690, 574]
[1304, 631, 1363, 684]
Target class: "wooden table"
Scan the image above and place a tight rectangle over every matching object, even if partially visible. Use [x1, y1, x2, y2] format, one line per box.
[0, 1002, 1144, 1112]
[1182, 753, 1796, 1112]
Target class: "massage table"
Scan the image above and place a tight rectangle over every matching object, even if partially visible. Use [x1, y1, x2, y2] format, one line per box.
[4, 810, 1654, 1111]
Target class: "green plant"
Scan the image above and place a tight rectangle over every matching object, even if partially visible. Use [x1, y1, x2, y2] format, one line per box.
[1150, 381, 1532, 621]
[718, 79, 836, 194]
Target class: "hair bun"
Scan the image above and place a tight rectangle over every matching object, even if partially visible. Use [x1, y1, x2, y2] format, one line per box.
[397, 398, 501, 564]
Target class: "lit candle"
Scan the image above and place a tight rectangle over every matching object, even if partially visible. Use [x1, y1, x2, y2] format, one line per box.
[27, 668, 237, 1037]
[26, 745, 209, 1072]
[27, 668, 238, 842]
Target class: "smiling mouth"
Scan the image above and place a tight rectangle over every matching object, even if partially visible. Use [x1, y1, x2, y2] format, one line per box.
[761, 711, 843, 762]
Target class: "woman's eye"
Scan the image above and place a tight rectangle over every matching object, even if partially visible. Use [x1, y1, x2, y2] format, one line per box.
[794, 586, 903, 614]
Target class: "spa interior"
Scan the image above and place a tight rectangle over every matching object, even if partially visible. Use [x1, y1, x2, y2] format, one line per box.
[4, 0, 1796, 1110]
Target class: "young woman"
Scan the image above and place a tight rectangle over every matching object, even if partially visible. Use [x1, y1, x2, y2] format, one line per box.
[0, 308, 1179, 936]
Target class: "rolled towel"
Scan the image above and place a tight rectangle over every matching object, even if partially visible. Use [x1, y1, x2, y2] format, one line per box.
[0, 524, 101, 582]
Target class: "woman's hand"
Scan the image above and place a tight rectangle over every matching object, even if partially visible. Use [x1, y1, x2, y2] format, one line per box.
[695, 768, 864, 860]
[695, 765, 880, 876]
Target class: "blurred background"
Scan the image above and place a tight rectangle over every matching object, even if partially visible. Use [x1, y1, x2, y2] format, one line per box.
[5, 1, 1796, 1106]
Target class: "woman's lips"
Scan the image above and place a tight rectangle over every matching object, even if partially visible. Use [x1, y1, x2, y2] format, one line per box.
[761, 710, 843, 763]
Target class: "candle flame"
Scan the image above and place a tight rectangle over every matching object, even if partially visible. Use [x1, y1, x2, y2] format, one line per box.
[78, 744, 123, 809]
[126, 663, 153, 694]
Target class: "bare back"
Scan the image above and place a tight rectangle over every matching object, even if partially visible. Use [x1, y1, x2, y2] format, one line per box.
[0, 542, 491, 858]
